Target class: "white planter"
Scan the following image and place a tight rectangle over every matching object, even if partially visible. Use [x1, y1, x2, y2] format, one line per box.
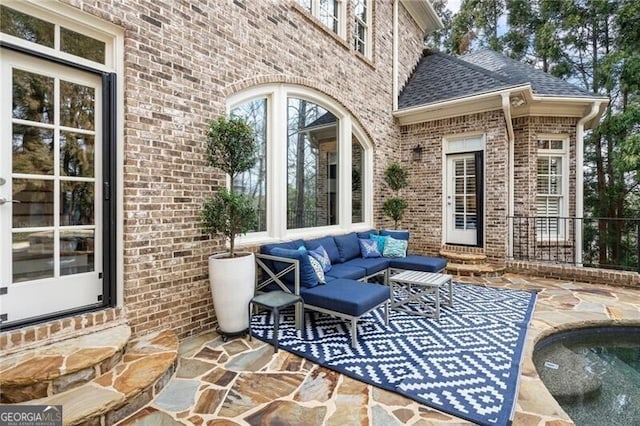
[208, 252, 255, 336]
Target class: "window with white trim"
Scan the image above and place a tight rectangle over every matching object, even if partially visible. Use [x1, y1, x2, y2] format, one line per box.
[536, 138, 568, 239]
[353, 0, 371, 57]
[228, 85, 372, 242]
[296, 0, 344, 36]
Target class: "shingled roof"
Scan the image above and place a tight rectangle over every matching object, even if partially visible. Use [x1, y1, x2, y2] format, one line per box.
[398, 49, 595, 110]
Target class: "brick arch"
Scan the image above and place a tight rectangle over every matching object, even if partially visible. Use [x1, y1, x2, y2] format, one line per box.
[224, 75, 376, 145]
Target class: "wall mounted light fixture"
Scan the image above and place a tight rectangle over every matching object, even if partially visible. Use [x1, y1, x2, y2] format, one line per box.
[412, 144, 423, 162]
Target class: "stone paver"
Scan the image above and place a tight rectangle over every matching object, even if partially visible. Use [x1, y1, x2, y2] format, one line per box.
[117, 274, 640, 425]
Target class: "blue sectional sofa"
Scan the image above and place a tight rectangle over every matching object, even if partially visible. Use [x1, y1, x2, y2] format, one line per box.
[254, 229, 447, 348]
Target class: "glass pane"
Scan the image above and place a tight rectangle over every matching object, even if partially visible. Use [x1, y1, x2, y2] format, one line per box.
[13, 231, 54, 282]
[550, 140, 563, 150]
[60, 230, 95, 276]
[455, 177, 464, 194]
[13, 69, 54, 123]
[13, 125, 54, 175]
[297, 0, 311, 12]
[231, 98, 267, 232]
[60, 132, 95, 177]
[1, 6, 54, 47]
[352, 135, 364, 223]
[12, 179, 54, 228]
[354, 0, 367, 20]
[61, 181, 94, 226]
[466, 176, 475, 193]
[60, 80, 95, 130]
[287, 98, 338, 229]
[537, 157, 549, 174]
[319, 0, 338, 33]
[60, 27, 106, 64]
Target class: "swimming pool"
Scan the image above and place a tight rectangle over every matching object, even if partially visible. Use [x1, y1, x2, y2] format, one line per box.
[533, 326, 640, 426]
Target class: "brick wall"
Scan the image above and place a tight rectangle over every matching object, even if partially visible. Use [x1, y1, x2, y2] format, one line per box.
[512, 116, 579, 262]
[47, 0, 427, 341]
[398, 111, 509, 261]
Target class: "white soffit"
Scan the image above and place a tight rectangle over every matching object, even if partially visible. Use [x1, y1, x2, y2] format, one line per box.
[399, 0, 443, 33]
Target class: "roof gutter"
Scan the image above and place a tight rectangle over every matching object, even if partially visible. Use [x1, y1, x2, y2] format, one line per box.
[394, 84, 532, 122]
[575, 101, 603, 265]
[501, 93, 515, 258]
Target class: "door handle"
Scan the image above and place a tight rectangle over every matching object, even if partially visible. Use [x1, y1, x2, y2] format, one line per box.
[0, 197, 20, 205]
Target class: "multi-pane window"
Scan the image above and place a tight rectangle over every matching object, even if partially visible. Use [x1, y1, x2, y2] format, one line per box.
[536, 138, 567, 239]
[296, 0, 342, 36]
[1, 5, 107, 64]
[231, 99, 268, 232]
[353, 0, 369, 56]
[229, 85, 371, 241]
[287, 99, 338, 229]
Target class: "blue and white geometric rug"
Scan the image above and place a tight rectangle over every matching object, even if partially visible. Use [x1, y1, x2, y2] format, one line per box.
[250, 283, 537, 426]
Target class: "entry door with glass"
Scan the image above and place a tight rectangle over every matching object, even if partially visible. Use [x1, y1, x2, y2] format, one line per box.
[0, 49, 103, 326]
[445, 152, 483, 246]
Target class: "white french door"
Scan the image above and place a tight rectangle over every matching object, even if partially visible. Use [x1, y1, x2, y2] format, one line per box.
[446, 152, 483, 246]
[0, 49, 103, 326]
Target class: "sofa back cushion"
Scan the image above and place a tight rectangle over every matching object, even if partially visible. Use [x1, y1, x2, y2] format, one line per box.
[379, 229, 410, 241]
[260, 239, 305, 275]
[305, 237, 341, 264]
[334, 232, 361, 262]
[356, 229, 378, 239]
[270, 247, 319, 288]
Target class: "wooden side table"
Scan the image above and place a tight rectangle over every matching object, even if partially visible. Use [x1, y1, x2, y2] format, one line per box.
[248, 291, 304, 353]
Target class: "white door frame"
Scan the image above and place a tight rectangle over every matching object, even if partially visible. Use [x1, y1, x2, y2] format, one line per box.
[443, 135, 485, 247]
[1, 49, 103, 326]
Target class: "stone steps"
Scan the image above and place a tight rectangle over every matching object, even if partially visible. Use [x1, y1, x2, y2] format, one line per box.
[1, 325, 131, 403]
[439, 249, 487, 265]
[446, 262, 506, 277]
[1, 327, 178, 426]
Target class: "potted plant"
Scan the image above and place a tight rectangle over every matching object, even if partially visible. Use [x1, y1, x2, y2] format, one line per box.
[382, 162, 409, 229]
[201, 116, 258, 339]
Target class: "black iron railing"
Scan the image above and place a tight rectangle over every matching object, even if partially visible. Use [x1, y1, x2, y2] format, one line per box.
[509, 216, 640, 273]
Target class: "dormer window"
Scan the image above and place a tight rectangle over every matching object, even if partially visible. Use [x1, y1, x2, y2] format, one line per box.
[297, 0, 344, 37]
[354, 0, 370, 57]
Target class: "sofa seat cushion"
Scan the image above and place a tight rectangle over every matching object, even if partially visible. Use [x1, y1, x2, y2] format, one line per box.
[300, 279, 390, 317]
[305, 237, 341, 264]
[344, 257, 390, 276]
[334, 232, 361, 262]
[324, 263, 367, 280]
[389, 255, 447, 273]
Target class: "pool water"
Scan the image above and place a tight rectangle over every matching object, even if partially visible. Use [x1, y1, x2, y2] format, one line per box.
[534, 327, 640, 426]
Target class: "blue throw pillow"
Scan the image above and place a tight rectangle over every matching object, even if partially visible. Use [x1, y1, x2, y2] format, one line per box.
[309, 245, 331, 272]
[307, 255, 325, 284]
[270, 247, 319, 288]
[382, 236, 408, 258]
[370, 234, 388, 253]
[359, 238, 381, 258]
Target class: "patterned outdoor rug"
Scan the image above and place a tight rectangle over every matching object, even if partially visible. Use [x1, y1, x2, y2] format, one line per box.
[250, 283, 537, 426]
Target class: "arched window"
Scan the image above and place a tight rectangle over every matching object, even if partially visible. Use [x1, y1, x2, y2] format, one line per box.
[228, 85, 372, 243]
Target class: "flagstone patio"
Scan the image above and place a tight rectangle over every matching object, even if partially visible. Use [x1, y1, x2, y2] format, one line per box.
[118, 274, 640, 426]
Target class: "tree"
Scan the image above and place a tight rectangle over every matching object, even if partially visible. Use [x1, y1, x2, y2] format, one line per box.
[201, 117, 258, 257]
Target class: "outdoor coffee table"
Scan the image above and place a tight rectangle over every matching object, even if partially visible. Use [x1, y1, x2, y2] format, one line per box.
[389, 271, 453, 319]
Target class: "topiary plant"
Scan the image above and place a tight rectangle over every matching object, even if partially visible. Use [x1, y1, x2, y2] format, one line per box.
[382, 162, 409, 229]
[201, 116, 258, 257]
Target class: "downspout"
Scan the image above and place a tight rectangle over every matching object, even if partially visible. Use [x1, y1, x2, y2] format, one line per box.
[392, 0, 399, 110]
[575, 102, 602, 265]
[501, 94, 515, 259]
